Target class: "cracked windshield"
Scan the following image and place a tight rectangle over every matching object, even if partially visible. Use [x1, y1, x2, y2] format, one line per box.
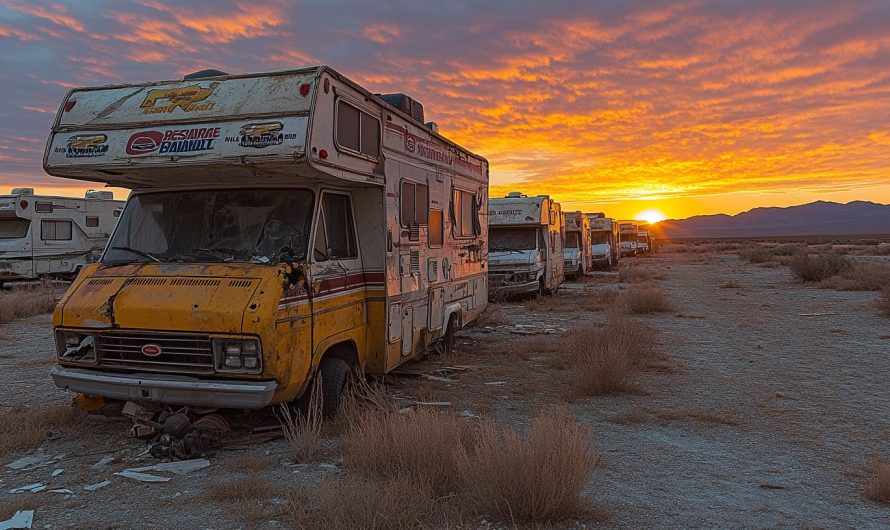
[103, 189, 314, 264]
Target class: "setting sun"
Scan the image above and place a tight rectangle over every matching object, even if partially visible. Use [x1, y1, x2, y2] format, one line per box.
[637, 209, 667, 224]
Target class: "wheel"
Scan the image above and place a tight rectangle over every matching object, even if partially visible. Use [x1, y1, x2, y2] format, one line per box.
[319, 357, 351, 419]
[432, 315, 456, 356]
[538, 278, 546, 297]
[576, 264, 583, 278]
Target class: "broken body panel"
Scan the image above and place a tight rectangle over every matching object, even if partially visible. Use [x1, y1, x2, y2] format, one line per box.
[44, 66, 489, 409]
[0, 189, 123, 283]
[488, 193, 564, 296]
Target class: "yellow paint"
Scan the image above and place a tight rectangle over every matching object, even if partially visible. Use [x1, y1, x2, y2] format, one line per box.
[55, 262, 385, 405]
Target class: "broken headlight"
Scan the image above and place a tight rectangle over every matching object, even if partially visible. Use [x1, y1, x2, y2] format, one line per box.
[212, 338, 262, 374]
[55, 331, 97, 364]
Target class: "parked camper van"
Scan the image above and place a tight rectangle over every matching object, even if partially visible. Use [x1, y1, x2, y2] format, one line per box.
[0, 188, 123, 286]
[587, 214, 620, 268]
[489, 192, 564, 296]
[619, 222, 640, 257]
[563, 211, 591, 278]
[43, 66, 489, 415]
[638, 228, 651, 253]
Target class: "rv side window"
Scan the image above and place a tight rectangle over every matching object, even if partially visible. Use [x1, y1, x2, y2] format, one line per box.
[41, 220, 72, 241]
[0, 219, 30, 239]
[429, 209, 444, 248]
[452, 190, 478, 238]
[318, 193, 357, 260]
[400, 181, 429, 226]
[336, 100, 380, 157]
[35, 202, 53, 213]
[86, 216, 99, 228]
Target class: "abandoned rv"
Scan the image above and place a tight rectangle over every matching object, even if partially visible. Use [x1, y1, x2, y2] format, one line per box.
[488, 192, 564, 297]
[563, 211, 592, 278]
[43, 66, 489, 415]
[0, 188, 123, 286]
[587, 213, 620, 268]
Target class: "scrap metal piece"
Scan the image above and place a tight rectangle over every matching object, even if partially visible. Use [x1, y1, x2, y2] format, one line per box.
[6, 450, 49, 470]
[114, 470, 171, 483]
[0, 509, 34, 530]
[83, 480, 111, 491]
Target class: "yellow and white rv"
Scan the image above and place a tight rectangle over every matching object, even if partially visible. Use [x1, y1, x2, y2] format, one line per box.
[43, 66, 489, 415]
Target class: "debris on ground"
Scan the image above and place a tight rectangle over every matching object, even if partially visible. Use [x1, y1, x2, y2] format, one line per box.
[82, 480, 111, 492]
[46, 488, 74, 494]
[91, 455, 114, 469]
[0, 509, 33, 530]
[125, 458, 210, 475]
[114, 470, 171, 483]
[6, 450, 49, 470]
[7, 483, 45, 494]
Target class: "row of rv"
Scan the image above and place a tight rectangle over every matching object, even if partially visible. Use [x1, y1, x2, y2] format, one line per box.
[488, 192, 655, 297]
[27, 65, 655, 415]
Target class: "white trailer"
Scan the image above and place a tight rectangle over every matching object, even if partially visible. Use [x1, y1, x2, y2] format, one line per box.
[43, 66, 489, 412]
[488, 192, 564, 297]
[587, 214, 620, 268]
[0, 188, 123, 285]
[638, 228, 651, 253]
[563, 211, 591, 278]
[619, 222, 640, 257]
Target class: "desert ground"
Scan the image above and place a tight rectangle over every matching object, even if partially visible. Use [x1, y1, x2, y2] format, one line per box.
[1, 241, 889, 529]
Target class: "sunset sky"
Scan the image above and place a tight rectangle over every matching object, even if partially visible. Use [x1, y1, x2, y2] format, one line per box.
[1, 0, 889, 221]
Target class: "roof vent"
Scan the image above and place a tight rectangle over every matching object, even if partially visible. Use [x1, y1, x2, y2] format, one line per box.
[11, 188, 34, 196]
[377, 93, 424, 123]
[588, 212, 605, 219]
[183, 69, 229, 80]
[506, 191, 527, 198]
[85, 190, 114, 200]
[425, 121, 439, 133]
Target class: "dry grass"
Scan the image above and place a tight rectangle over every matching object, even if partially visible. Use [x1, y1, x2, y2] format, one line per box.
[0, 403, 79, 457]
[819, 261, 890, 291]
[0, 288, 57, 324]
[620, 284, 675, 314]
[568, 311, 657, 396]
[342, 407, 469, 495]
[580, 288, 620, 311]
[207, 473, 273, 502]
[877, 289, 890, 317]
[456, 407, 599, 524]
[618, 267, 664, 283]
[0, 497, 37, 521]
[279, 376, 326, 462]
[228, 452, 277, 472]
[475, 306, 510, 327]
[788, 252, 852, 282]
[654, 409, 742, 427]
[286, 475, 438, 530]
[865, 461, 890, 503]
[738, 247, 777, 264]
[721, 280, 742, 289]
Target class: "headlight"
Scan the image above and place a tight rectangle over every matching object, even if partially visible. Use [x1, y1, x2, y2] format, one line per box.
[55, 331, 97, 364]
[512, 272, 531, 282]
[213, 338, 262, 374]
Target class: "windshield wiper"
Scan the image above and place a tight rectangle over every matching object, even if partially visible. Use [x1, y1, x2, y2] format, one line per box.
[190, 247, 250, 261]
[109, 246, 161, 262]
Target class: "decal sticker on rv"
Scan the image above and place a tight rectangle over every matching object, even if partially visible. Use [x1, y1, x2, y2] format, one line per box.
[405, 132, 454, 166]
[139, 82, 219, 114]
[62, 134, 109, 158]
[224, 121, 300, 149]
[126, 127, 221, 156]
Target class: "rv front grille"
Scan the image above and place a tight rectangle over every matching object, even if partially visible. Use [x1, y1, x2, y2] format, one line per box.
[96, 330, 214, 375]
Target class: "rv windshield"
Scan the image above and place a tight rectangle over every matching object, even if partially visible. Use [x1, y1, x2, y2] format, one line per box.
[0, 218, 30, 239]
[103, 189, 314, 265]
[489, 227, 537, 251]
[591, 232, 609, 245]
[565, 232, 580, 249]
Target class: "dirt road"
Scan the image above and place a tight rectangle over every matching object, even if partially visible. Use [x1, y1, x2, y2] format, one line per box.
[1, 251, 888, 528]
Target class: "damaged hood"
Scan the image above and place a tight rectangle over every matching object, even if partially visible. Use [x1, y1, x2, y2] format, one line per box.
[58, 262, 271, 333]
[489, 250, 542, 269]
[591, 243, 610, 255]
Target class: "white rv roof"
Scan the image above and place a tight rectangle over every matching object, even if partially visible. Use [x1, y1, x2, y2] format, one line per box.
[589, 217, 614, 231]
[489, 195, 551, 226]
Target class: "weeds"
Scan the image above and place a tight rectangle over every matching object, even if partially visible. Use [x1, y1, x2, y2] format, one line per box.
[621, 284, 675, 314]
[457, 407, 599, 523]
[342, 407, 469, 495]
[865, 461, 890, 503]
[569, 311, 657, 396]
[788, 252, 852, 282]
[207, 474, 272, 503]
[877, 289, 890, 317]
[618, 267, 664, 283]
[721, 280, 742, 289]
[279, 373, 326, 462]
[819, 261, 890, 291]
[286, 475, 437, 530]
[0, 403, 79, 457]
[0, 288, 57, 324]
[738, 247, 776, 264]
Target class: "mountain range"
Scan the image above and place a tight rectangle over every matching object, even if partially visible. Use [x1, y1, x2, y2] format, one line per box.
[652, 200, 890, 239]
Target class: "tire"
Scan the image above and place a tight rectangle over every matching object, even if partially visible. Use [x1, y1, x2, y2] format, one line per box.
[432, 315, 456, 356]
[319, 357, 351, 419]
